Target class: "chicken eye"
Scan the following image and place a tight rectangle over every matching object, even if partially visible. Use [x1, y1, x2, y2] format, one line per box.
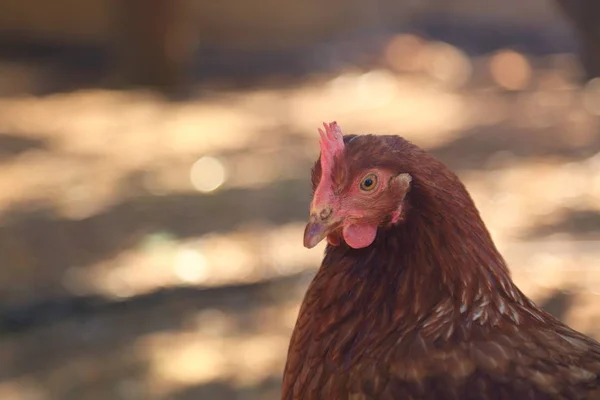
[359, 173, 378, 191]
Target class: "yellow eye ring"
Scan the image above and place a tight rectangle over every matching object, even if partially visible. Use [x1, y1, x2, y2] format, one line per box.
[359, 173, 378, 191]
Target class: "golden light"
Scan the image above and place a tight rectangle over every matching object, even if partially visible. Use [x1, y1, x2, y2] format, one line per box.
[190, 156, 226, 192]
[104, 270, 135, 299]
[146, 335, 227, 387]
[173, 248, 209, 283]
[384, 34, 427, 73]
[355, 69, 399, 107]
[424, 42, 472, 90]
[489, 49, 531, 90]
[326, 69, 399, 111]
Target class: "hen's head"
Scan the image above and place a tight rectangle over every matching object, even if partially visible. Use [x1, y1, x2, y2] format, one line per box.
[304, 122, 417, 249]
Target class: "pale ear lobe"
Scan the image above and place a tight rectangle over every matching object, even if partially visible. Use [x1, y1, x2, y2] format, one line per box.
[390, 173, 412, 225]
[391, 173, 412, 194]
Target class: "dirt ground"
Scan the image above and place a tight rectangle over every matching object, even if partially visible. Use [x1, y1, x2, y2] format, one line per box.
[0, 37, 599, 399]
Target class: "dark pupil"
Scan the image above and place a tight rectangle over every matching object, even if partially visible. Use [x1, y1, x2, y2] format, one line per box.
[363, 178, 373, 187]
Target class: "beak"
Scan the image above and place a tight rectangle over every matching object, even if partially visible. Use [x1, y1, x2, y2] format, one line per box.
[303, 208, 339, 249]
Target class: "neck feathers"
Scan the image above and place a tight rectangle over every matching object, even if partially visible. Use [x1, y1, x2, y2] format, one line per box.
[318, 170, 538, 339]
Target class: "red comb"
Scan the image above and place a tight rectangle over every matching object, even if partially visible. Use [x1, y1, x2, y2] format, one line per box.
[317, 122, 344, 174]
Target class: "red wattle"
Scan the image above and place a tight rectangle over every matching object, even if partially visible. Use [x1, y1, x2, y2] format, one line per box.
[342, 224, 377, 249]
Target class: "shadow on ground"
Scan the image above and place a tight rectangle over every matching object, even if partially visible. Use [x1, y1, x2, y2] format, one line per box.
[431, 123, 600, 171]
[0, 176, 310, 306]
[522, 208, 600, 239]
[0, 132, 51, 162]
[0, 271, 312, 399]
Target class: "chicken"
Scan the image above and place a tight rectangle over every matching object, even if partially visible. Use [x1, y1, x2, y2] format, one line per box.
[281, 122, 600, 400]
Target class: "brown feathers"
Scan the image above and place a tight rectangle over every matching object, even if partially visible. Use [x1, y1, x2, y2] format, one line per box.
[282, 129, 600, 400]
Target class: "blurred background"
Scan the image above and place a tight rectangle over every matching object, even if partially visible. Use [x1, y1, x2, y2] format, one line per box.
[1, 0, 600, 399]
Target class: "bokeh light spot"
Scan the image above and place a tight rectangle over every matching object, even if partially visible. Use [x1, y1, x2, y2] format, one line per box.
[190, 156, 226, 192]
[425, 42, 472, 90]
[490, 49, 531, 90]
[173, 248, 208, 283]
[384, 34, 427, 73]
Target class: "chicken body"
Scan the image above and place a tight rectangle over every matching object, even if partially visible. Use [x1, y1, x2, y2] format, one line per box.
[282, 124, 600, 400]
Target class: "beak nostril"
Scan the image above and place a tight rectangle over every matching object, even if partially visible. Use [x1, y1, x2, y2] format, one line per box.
[305, 206, 336, 248]
[319, 207, 332, 220]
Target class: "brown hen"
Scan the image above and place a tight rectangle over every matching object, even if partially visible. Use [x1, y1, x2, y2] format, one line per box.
[281, 122, 600, 400]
